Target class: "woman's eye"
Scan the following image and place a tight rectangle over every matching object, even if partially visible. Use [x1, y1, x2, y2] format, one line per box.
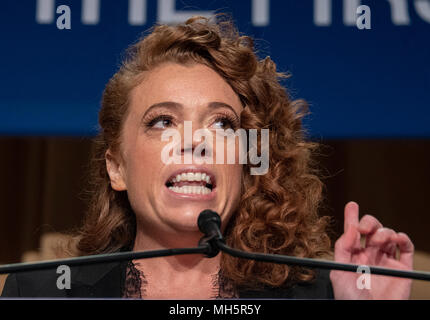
[212, 118, 233, 130]
[153, 119, 171, 128]
[147, 116, 174, 129]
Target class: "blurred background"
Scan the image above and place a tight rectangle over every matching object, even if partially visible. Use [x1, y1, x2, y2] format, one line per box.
[0, 0, 429, 298]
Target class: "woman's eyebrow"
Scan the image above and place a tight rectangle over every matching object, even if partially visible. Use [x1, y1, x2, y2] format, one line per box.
[142, 101, 182, 118]
[142, 101, 239, 119]
[207, 102, 239, 119]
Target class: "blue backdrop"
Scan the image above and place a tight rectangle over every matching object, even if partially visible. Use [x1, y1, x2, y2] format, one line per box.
[0, 0, 429, 137]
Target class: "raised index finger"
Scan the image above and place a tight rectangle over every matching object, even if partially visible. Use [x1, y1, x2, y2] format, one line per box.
[344, 201, 360, 233]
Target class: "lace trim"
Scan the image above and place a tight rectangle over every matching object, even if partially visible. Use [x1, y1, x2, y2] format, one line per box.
[210, 269, 238, 299]
[122, 261, 146, 299]
[121, 261, 237, 299]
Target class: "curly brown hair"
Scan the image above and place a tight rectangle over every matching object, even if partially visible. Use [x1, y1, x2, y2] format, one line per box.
[71, 15, 332, 289]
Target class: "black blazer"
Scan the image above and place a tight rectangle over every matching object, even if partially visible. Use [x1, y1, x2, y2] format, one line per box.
[1, 261, 334, 299]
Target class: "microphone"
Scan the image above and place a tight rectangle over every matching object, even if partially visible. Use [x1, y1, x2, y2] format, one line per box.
[197, 209, 223, 241]
[198, 210, 430, 282]
[197, 209, 223, 257]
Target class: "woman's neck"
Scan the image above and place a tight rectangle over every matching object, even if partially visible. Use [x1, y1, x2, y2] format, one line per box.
[131, 227, 222, 298]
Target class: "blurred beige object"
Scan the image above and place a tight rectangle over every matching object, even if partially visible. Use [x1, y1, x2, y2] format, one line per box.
[21, 250, 42, 262]
[38, 232, 70, 260]
[0, 232, 71, 296]
[0, 274, 7, 295]
[411, 251, 430, 299]
[20, 233, 70, 263]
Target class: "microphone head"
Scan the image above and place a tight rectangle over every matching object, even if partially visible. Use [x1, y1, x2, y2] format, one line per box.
[198, 209, 221, 234]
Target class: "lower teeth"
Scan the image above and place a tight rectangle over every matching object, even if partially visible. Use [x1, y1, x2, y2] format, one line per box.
[168, 185, 211, 194]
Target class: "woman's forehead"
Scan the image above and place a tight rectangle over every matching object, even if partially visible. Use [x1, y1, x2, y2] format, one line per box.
[129, 63, 243, 115]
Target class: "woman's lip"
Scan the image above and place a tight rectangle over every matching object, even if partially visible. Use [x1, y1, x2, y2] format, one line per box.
[164, 184, 217, 201]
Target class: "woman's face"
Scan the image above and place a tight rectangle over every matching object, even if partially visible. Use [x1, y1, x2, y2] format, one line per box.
[106, 62, 243, 241]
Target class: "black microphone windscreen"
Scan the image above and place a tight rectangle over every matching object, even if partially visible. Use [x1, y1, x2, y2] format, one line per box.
[197, 209, 221, 234]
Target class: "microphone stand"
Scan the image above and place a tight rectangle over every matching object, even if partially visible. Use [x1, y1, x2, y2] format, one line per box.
[1, 210, 430, 282]
[197, 210, 430, 282]
[0, 246, 210, 274]
[215, 241, 430, 281]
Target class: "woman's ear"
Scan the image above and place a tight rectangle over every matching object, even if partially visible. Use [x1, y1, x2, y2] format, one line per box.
[105, 148, 127, 191]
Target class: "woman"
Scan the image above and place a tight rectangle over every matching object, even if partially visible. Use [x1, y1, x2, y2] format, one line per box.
[2, 15, 414, 299]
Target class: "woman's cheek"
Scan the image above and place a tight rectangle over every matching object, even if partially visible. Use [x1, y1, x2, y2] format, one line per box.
[227, 164, 243, 200]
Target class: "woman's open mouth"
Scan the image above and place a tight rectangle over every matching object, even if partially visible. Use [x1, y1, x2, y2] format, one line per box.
[165, 170, 216, 196]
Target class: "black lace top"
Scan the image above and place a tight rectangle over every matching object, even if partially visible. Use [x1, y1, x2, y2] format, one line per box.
[121, 261, 238, 299]
[1, 260, 334, 298]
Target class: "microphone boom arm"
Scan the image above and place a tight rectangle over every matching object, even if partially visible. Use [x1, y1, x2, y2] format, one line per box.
[198, 209, 430, 282]
[0, 245, 210, 274]
[214, 239, 430, 281]
[2, 210, 430, 283]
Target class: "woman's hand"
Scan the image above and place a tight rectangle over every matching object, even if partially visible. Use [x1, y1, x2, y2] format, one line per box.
[330, 201, 414, 299]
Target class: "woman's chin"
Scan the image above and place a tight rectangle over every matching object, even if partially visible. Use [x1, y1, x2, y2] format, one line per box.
[161, 209, 207, 233]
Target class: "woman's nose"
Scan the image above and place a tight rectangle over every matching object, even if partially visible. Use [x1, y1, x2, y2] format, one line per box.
[175, 121, 213, 161]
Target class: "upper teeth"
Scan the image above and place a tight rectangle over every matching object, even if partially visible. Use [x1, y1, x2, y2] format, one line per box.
[171, 172, 211, 184]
